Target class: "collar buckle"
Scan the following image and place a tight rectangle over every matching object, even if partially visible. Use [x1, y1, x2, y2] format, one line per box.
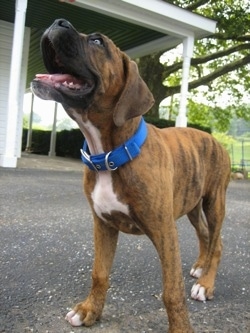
[80, 149, 100, 172]
[105, 151, 118, 171]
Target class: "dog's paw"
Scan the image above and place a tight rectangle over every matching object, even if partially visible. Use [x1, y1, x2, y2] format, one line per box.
[191, 284, 206, 301]
[65, 310, 83, 326]
[190, 267, 203, 278]
[65, 300, 102, 327]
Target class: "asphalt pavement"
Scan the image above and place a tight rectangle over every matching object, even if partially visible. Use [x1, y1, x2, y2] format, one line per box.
[0, 154, 249, 333]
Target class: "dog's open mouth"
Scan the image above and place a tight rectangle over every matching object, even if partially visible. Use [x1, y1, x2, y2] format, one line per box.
[35, 73, 93, 94]
[32, 35, 95, 103]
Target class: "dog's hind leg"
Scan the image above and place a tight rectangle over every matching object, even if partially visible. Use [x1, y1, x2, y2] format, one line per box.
[187, 200, 209, 279]
[191, 190, 226, 301]
[65, 216, 119, 327]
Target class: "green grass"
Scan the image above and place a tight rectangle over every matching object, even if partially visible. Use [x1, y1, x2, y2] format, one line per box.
[230, 140, 250, 165]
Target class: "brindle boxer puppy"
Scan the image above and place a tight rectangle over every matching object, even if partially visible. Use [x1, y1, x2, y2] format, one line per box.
[31, 19, 231, 333]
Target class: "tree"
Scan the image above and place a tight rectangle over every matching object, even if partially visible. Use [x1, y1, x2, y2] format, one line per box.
[137, 0, 250, 126]
[22, 112, 41, 128]
[56, 118, 77, 131]
[186, 100, 247, 132]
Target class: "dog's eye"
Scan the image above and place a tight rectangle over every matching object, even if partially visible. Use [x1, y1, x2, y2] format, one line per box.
[89, 37, 104, 46]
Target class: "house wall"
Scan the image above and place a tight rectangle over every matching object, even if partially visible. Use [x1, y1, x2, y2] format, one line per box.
[0, 20, 30, 161]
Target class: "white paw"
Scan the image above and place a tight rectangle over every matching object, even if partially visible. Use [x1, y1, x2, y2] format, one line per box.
[65, 310, 83, 326]
[191, 284, 206, 301]
[190, 267, 203, 278]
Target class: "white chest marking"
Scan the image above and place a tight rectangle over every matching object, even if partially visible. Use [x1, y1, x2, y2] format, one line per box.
[68, 110, 129, 220]
[68, 110, 104, 154]
[91, 171, 129, 220]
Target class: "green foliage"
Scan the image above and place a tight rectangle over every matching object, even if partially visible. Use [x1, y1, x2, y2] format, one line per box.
[229, 139, 250, 171]
[242, 132, 250, 138]
[144, 116, 211, 133]
[234, 104, 250, 121]
[22, 128, 83, 158]
[209, 105, 233, 133]
[22, 129, 50, 155]
[187, 100, 250, 133]
[232, 140, 250, 157]
[187, 100, 212, 128]
[23, 112, 44, 130]
[144, 116, 176, 128]
[212, 132, 236, 152]
[138, 0, 250, 130]
[56, 129, 83, 158]
[56, 118, 77, 131]
[23, 114, 29, 129]
[22, 119, 211, 158]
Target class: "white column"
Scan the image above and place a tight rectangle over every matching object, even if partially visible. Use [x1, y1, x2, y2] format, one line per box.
[0, 0, 28, 167]
[175, 35, 194, 127]
[25, 93, 34, 152]
[49, 103, 58, 157]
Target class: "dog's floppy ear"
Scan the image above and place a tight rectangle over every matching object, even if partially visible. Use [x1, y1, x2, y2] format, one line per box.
[113, 59, 155, 127]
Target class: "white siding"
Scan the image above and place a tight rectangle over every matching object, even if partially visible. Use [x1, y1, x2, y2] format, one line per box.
[0, 20, 30, 158]
[0, 20, 12, 155]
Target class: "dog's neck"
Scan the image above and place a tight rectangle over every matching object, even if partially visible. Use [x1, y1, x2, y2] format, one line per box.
[80, 117, 147, 171]
[69, 108, 141, 155]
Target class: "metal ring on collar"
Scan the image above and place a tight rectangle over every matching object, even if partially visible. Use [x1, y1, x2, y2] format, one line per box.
[105, 151, 118, 171]
[80, 149, 99, 172]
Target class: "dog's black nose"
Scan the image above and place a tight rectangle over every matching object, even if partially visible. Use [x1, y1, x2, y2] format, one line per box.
[54, 19, 73, 29]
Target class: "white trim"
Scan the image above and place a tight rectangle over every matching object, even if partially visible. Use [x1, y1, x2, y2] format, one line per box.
[126, 35, 182, 59]
[122, 0, 216, 36]
[0, 0, 28, 168]
[74, 0, 216, 39]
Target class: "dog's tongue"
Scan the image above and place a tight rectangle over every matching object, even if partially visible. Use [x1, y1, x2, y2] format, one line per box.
[35, 73, 84, 89]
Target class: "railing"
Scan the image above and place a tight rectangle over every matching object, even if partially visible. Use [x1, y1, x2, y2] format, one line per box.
[230, 139, 250, 179]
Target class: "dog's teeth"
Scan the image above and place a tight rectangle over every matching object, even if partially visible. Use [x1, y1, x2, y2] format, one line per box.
[68, 82, 77, 89]
[53, 79, 83, 90]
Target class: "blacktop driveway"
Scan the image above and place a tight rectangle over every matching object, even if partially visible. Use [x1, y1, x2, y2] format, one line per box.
[0, 154, 249, 333]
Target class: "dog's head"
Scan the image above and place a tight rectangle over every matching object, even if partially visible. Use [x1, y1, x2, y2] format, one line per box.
[31, 19, 154, 126]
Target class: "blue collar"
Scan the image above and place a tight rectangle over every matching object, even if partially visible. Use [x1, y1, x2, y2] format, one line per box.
[80, 118, 147, 171]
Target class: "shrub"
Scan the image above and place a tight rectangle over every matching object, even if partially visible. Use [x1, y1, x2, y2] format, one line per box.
[22, 119, 211, 158]
[22, 128, 83, 158]
[212, 132, 236, 153]
[144, 116, 211, 133]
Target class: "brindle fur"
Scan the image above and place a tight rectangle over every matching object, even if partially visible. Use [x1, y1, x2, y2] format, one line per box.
[31, 19, 231, 333]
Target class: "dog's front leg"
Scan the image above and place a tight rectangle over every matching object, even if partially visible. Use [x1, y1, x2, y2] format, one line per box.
[66, 216, 119, 327]
[150, 219, 194, 333]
